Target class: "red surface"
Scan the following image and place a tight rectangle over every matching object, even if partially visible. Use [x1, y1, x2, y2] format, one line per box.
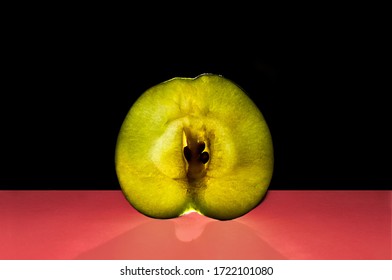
[0, 190, 391, 260]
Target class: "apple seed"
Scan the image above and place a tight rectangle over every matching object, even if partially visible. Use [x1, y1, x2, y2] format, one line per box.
[200, 151, 209, 164]
[183, 143, 209, 165]
[183, 146, 192, 161]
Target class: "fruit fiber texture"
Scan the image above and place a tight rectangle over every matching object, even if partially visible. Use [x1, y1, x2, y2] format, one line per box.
[115, 74, 273, 220]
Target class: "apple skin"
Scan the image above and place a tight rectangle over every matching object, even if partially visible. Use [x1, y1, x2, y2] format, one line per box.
[115, 74, 273, 220]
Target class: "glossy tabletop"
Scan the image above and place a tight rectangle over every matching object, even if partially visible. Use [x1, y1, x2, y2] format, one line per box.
[1, 190, 391, 260]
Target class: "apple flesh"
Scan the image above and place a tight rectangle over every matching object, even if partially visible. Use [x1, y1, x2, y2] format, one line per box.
[115, 74, 273, 220]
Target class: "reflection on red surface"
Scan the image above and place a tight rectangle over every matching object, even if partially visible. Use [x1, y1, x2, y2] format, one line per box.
[173, 212, 214, 242]
[0, 190, 391, 260]
[76, 212, 285, 260]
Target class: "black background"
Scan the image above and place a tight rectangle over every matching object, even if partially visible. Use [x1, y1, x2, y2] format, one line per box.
[1, 11, 390, 191]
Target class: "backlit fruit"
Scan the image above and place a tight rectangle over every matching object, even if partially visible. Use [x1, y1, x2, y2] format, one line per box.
[115, 73, 273, 220]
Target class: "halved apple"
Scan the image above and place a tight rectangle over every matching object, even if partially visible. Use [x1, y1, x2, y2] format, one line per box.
[115, 73, 273, 220]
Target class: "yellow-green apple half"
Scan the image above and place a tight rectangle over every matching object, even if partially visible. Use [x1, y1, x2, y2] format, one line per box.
[115, 73, 273, 220]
